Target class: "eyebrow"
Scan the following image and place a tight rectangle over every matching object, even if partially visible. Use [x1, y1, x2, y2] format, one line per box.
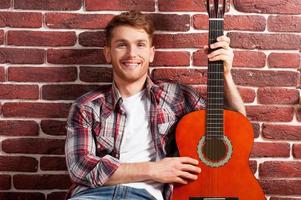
[113, 39, 148, 43]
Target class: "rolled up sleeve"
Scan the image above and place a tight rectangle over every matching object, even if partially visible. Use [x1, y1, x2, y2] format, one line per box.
[65, 103, 120, 187]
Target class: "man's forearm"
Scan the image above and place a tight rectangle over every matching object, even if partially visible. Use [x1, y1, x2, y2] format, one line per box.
[224, 73, 246, 116]
[104, 162, 152, 185]
[104, 157, 202, 186]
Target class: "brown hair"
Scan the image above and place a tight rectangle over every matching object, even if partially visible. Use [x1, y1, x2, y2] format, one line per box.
[105, 10, 155, 46]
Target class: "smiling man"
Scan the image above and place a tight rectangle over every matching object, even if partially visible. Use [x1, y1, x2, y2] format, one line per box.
[65, 10, 246, 200]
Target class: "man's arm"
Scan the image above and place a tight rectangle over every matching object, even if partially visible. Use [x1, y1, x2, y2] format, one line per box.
[206, 35, 246, 116]
[65, 104, 121, 187]
[66, 104, 201, 187]
[105, 157, 201, 185]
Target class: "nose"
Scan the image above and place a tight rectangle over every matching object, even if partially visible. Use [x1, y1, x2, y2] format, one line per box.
[127, 45, 137, 57]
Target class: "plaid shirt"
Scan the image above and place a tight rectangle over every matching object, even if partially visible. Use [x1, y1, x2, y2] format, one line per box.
[65, 76, 206, 199]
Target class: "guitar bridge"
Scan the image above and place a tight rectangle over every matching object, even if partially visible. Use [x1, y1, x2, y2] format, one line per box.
[190, 198, 238, 200]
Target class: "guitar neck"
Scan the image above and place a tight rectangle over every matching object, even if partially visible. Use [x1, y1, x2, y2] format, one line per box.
[206, 18, 224, 138]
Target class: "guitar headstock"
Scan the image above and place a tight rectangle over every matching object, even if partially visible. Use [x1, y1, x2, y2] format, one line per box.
[205, 0, 229, 18]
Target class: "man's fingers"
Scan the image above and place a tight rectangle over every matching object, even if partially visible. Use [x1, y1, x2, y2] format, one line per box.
[210, 41, 230, 50]
[217, 35, 230, 43]
[178, 157, 199, 165]
[175, 177, 188, 184]
[180, 164, 202, 174]
[178, 171, 199, 181]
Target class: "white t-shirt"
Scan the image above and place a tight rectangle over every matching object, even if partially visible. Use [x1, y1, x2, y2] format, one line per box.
[119, 90, 164, 200]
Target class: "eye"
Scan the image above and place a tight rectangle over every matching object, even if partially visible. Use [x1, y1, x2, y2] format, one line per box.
[137, 42, 146, 48]
[117, 43, 127, 48]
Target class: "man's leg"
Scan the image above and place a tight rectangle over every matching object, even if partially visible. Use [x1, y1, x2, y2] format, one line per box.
[68, 186, 115, 200]
[68, 185, 157, 200]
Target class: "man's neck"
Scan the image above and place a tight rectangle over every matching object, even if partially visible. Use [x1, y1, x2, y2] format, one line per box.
[114, 76, 147, 98]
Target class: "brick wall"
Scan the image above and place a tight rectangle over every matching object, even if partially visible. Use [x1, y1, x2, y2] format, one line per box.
[0, 0, 300, 199]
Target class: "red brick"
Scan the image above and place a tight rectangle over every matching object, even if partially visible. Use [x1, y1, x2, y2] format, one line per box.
[225, 15, 266, 31]
[268, 15, 301, 32]
[0, 120, 39, 136]
[193, 49, 208, 66]
[8, 31, 76, 47]
[252, 123, 260, 138]
[293, 144, 301, 159]
[193, 14, 209, 30]
[0, 175, 10, 190]
[47, 192, 66, 200]
[246, 106, 294, 122]
[239, 87, 256, 103]
[0, 192, 45, 200]
[0, 0, 10, 8]
[154, 33, 207, 49]
[249, 160, 257, 174]
[79, 66, 113, 82]
[47, 49, 105, 64]
[232, 51, 266, 68]
[268, 53, 300, 68]
[260, 161, 301, 178]
[41, 120, 66, 136]
[0, 84, 38, 99]
[232, 69, 298, 87]
[228, 32, 301, 50]
[2, 138, 65, 154]
[194, 14, 266, 31]
[258, 88, 299, 105]
[0, 48, 44, 64]
[85, 0, 155, 11]
[263, 124, 301, 140]
[151, 14, 190, 32]
[234, 0, 301, 14]
[8, 67, 77, 82]
[0, 12, 42, 28]
[13, 174, 71, 189]
[0, 67, 4, 81]
[297, 107, 301, 122]
[260, 180, 301, 195]
[2, 102, 71, 118]
[151, 69, 207, 85]
[0, 156, 38, 172]
[0, 30, 4, 45]
[15, 0, 82, 10]
[158, 0, 205, 11]
[40, 156, 67, 171]
[79, 31, 105, 47]
[45, 13, 113, 29]
[152, 51, 190, 67]
[42, 84, 100, 100]
[251, 142, 290, 158]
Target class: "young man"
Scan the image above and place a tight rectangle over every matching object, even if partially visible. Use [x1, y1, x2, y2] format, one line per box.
[65, 10, 246, 200]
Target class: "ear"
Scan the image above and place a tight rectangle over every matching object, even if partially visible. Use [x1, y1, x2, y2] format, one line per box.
[149, 46, 155, 63]
[103, 46, 112, 63]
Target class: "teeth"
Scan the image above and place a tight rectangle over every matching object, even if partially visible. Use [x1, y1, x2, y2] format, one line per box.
[123, 62, 141, 68]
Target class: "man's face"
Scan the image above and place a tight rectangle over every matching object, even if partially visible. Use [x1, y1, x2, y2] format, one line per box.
[104, 25, 155, 85]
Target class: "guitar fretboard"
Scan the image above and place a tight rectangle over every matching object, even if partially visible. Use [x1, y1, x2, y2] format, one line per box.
[206, 19, 224, 139]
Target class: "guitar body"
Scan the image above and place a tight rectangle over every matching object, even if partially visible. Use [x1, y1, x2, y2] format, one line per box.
[172, 109, 265, 200]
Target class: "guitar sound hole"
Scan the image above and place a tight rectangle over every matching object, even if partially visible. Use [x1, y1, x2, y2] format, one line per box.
[203, 138, 227, 162]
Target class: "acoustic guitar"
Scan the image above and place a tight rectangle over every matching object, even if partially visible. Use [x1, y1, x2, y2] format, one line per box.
[171, 0, 265, 199]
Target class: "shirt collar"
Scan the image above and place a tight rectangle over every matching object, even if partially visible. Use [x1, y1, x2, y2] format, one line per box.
[110, 76, 161, 109]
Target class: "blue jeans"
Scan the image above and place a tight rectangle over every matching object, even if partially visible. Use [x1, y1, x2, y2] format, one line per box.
[69, 185, 157, 200]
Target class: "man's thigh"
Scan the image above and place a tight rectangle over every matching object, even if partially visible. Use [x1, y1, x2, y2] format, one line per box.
[69, 185, 156, 200]
[69, 186, 115, 200]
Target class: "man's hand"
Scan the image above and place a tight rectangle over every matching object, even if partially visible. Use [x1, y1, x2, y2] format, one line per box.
[204, 35, 234, 76]
[149, 157, 201, 184]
